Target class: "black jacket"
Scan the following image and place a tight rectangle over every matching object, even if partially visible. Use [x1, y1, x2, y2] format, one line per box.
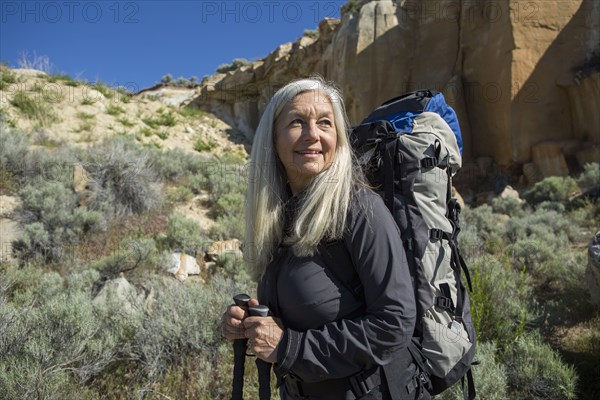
[258, 189, 417, 399]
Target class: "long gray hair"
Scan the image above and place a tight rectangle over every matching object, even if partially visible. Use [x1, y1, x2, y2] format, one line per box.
[245, 76, 362, 281]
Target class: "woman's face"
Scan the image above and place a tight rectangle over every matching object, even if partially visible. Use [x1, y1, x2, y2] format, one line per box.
[274, 90, 338, 194]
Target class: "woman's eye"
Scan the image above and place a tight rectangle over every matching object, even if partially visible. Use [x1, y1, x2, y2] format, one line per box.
[290, 119, 303, 126]
[319, 119, 332, 127]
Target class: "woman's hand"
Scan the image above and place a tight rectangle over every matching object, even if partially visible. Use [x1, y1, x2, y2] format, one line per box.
[221, 298, 259, 340]
[244, 316, 283, 364]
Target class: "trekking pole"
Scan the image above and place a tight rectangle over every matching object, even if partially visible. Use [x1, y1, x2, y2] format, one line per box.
[248, 305, 272, 400]
[231, 293, 251, 400]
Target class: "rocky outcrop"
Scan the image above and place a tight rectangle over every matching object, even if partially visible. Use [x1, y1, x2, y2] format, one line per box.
[136, 84, 200, 107]
[205, 239, 243, 262]
[93, 276, 145, 314]
[190, 0, 600, 175]
[167, 252, 204, 283]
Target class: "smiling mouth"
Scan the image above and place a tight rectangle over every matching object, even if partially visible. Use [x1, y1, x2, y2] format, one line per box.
[296, 150, 322, 155]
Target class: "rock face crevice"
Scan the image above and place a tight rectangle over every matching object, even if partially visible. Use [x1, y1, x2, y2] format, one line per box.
[190, 0, 600, 174]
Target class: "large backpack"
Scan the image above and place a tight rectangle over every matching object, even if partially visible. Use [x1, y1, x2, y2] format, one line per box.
[329, 90, 477, 399]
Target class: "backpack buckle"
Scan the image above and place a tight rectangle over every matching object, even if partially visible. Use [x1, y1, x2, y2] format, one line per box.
[420, 157, 438, 169]
[349, 367, 382, 398]
[435, 295, 454, 311]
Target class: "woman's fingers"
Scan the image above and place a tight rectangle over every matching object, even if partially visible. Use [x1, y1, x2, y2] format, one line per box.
[220, 298, 261, 341]
[244, 317, 283, 363]
[227, 304, 247, 320]
[221, 305, 246, 340]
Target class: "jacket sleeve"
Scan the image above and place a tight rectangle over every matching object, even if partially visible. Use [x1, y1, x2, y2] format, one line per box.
[274, 190, 416, 382]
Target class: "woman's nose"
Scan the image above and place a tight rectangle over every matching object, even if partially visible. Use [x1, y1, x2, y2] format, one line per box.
[303, 121, 320, 141]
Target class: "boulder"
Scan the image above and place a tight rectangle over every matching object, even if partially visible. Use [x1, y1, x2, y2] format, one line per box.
[499, 185, 523, 203]
[531, 142, 570, 177]
[93, 276, 143, 314]
[167, 252, 203, 282]
[452, 186, 465, 209]
[206, 239, 243, 262]
[586, 231, 600, 306]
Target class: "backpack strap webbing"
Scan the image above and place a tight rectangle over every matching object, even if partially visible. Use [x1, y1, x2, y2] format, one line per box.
[462, 368, 476, 400]
[382, 136, 397, 214]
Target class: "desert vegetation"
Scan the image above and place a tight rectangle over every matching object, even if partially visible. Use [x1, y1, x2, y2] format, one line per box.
[0, 68, 599, 399]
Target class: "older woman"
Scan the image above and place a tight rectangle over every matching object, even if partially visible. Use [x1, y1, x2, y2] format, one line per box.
[222, 77, 417, 399]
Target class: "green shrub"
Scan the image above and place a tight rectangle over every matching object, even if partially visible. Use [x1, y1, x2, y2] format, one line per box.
[117, 116, 134, 127]
[214, 190, 245, 218]
[491, 196, 524, 217]
[523, 176, 579, 206]
[178, 106, 207, 119]
[568, 199, 600, 229]
[469, 256, 532, 345]
[194, 137, 218, 152]
[506, 332, 578, 400]
[216, 63, 234, 73]
[304, 28, 319, 38]
[214, 253, 250, 284]
[504, 207, 576, 277]
[106, 103, 125, 116]
[209, 214, 245, 241]
[77, 111, 95, 120]
[165, 212, 206, 254]
[461, 205, 506, 240]
[100, 274, 253, 397]
[75, 117, 96, 133]
[10, 90, 59, 127]
[0, 128, 29, 175]
[155, 129, 169, 140]
[167, 185, 194, 203]
[81, 97, 96, 106]
[434, 342, 508, 400]
[148, 147, 212, 181]
[80, 138, 163, 217]
[142, 111, 176, 128]
[216, 59, 251, 74]
[0, 267, 124, 399]
[138, 126, 154, 137]
[12, 180, 104, 263]
[47, 73, 80, 86]
[577, 162, 600, 189]
[90, 237, 160, 280]
[0, 65, 18, 90]
[341, 0, 365, 15]
[93, 81, 115, 99]
[0, 106, 17, 129]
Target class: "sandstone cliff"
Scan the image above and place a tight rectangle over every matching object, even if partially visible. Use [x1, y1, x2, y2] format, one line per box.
[190, 0, 600, 178]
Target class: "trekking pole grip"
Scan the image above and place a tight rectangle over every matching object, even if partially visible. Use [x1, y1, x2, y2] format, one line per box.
[249, 305, 272, 400]
[231, 293, 251, 400]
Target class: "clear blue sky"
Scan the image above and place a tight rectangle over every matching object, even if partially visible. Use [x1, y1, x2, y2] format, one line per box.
[1, 0, 344, 91]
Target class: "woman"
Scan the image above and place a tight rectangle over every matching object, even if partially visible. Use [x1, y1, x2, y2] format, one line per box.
[222, 77, 418, 399]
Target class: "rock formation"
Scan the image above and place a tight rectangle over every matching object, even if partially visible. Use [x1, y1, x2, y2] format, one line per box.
[190, 0, 600, 177]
